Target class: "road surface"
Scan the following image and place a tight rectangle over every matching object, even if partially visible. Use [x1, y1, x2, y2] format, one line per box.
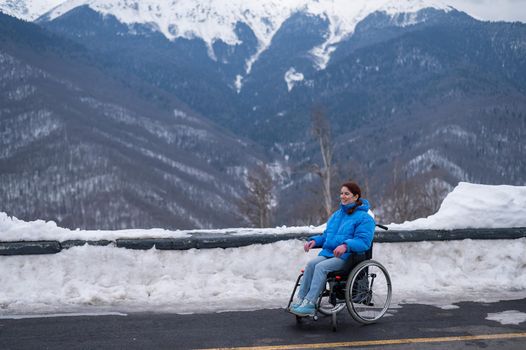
[0, 298, 525, 349]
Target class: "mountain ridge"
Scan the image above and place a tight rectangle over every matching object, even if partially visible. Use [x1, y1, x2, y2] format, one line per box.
[0, 11, 270, 229]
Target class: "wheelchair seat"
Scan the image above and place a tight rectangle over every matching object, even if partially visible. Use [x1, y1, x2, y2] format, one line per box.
[327, 244, 373, 279]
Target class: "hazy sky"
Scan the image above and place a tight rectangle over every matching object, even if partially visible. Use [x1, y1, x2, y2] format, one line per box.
[450, 0, 526, 22]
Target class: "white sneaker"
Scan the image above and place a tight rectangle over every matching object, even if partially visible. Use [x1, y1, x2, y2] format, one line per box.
[291, 300, 316, 316]
[290, 298, 304, 309]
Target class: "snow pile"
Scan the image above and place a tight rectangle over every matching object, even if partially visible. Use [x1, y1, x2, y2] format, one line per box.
[389, 182, 526, 230]
[0, 238, 525, 315]
[0, 212, 323, 241]
[0, 212, 189, 241]
[0, 182, 525, 315]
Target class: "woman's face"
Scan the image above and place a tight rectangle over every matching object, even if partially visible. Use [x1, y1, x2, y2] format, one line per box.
[340, 186, 358, 205]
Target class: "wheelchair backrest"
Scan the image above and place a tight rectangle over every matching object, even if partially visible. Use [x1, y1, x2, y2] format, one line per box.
[350, 243, 372, 267]
[365, 242, 373, 260]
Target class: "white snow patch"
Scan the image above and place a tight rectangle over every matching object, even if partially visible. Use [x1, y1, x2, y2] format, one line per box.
[284, 67, 304, 91]
[432, 124, 477, 142]
[438, 304, 460, 310]
[234, 74, 243, 93]
[486, 310, 526, 325]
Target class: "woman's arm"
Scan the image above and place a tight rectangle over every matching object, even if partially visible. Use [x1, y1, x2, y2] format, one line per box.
[309, 211, 337, 247]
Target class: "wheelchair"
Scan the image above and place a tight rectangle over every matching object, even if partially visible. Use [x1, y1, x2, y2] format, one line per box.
[286, 225, 392, 331]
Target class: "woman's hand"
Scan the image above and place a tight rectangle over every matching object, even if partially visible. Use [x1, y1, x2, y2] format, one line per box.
[333, 244, 347, 257]
[304, 240, 315, 252]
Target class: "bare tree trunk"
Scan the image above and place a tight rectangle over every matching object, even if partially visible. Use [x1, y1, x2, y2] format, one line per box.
[237, 163, 274, 228]
[311, 106, 334, 219]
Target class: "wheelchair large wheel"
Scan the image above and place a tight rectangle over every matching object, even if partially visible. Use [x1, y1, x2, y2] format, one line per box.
[345, 260, 392, 324]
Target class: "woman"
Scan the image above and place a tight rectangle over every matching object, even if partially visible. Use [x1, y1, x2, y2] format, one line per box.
[290, 182, 375, 317]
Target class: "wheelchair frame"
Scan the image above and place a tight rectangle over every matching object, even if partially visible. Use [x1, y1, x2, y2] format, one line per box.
[286, 230, 392, 331]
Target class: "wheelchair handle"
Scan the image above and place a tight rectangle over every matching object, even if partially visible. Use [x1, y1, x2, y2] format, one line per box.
[375, 224, 388, 231]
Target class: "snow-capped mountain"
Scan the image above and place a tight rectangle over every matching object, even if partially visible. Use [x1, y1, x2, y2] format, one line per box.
[2, 0, 452, 73]
[1, 1, 525, 229]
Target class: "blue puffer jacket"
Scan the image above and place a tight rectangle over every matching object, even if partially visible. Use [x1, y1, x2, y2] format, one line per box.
[309, 199, 375, 261]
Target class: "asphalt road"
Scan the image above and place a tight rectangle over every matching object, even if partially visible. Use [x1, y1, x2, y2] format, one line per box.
[0, 298, 525, 350]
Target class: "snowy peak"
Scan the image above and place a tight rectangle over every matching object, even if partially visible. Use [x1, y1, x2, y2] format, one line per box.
[303, 0, 453, 69]
[0, 0, 63, 21]
[2, 1, 452, 68]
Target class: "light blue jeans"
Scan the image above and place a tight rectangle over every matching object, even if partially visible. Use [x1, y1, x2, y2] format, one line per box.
[298, 255, 346, 303]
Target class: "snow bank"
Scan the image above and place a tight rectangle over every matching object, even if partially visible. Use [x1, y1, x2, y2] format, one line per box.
[388, 182, 526, 230]
[0, 212, 322, 242]
[0, 238, 524, 315]
[0, 212, 189, 241]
